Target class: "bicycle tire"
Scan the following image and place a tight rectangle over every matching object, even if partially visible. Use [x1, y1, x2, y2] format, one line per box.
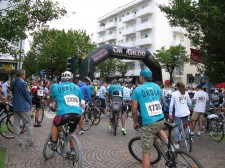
[114, 112, 118, 136]
[0, 114, 14, 139]
[174, 150, 203, 168]
[183, 125, 192, 152]
[208, 118, 224, 142]
[90, 107, 101, 125]
[38, 106, 44, 124]
[82, 111, 93, 131]
[128, 136, 161, 165]
[42, 133, 56, 160]
[62, 134, 83, 168]
[7, 113, 25, 134]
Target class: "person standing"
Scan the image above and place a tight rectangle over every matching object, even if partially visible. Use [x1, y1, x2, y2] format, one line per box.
[11, 69, 33, 147]
[2, 79, 11, 97]
[191, 85, 209, 138]
[132, 69, 167, 168]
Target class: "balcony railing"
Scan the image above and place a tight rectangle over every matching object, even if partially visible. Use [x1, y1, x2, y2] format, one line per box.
[123, 41, 135, 47]
[122, 27, 136, 36]
[136, 22, 153, 32]
[122, 13, 136, 23]
[105, 34, 116, 41]
[105, 22, 117, 30]
[96, 26, 106, 33]
[136, 7, 153, 18]
[135, 38, 152, 46]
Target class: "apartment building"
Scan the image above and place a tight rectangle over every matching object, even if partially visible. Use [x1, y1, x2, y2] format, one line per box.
[95, 0, 199, 86]
[0, 0, 25, 82]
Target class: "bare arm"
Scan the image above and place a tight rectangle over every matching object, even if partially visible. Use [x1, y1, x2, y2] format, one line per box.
[132, 100, 138, 128]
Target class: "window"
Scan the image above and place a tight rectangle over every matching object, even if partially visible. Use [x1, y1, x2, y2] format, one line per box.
[132, 9, 137, 14]
[115, 17, 117, 22]
[141, 33, 148, 39]
[131, 36, 136, 41]
[129, 62, 135, 70]
[127, 12, 130, 15]
[109, 19, 113, 23]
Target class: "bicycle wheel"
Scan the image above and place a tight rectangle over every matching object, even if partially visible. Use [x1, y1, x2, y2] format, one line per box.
[6, 113, 25, 134]
[180, 125, 192, 152]
[174, 150, 203, 168]
[113, 112, 118, 136]
[38, 106, 44, 124]
[90, 107, 101, 125]
[208, 118, 224, 142]
[0, 114, 14, 139]
[43, 133, 56, 160]
[62, 134, 83, 168]
[82, 112, 93, 131]
[128, 136, 161, 165]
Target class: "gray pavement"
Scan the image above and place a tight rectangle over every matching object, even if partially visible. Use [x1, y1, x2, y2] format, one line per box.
[0, 111, 225, 168]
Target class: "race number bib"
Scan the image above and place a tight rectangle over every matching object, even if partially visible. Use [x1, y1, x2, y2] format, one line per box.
[145, 101, 162, 116]
[124, 91, 130, 96]
[37, 90, 44, 97]
[64, 95, 79, 106]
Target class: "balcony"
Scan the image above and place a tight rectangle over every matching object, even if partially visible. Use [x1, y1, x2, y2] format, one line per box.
[96, 26, 106, 33]
[105, 22, 117, 30]
[136, 7, 153, 18]
[172, 27, 185, 34]
[122, 27, 136, 36]
[136, 22, 153, 32]
[122, 13, 136, 23]
[171, 40, 184, 46]
[123, 41, 135, 47]
[96, 37, 105, 44]
[135, 38, 152, 46]
[105, 34, 117, 41]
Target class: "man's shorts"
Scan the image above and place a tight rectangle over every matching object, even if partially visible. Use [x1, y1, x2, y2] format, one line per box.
[191, 112, 205, 121]
[141, 119, 164, 154]
[100, 98, 106, 108]
[53, 113, 81, 133]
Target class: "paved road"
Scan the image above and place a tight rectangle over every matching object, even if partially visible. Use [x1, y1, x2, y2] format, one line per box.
[1, 111, 225, 168]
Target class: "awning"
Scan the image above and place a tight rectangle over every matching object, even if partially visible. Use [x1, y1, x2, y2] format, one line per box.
[118, 78, 133, 83]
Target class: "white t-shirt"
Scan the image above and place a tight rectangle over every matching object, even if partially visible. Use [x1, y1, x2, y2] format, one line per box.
[169, 91, 192, 117]
[162, 88, 173, 98]
[193, 90, 209, 113]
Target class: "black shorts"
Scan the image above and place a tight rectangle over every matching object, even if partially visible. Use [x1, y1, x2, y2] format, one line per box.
[100, 98, 106, 108]
[53, 113, 81, 133]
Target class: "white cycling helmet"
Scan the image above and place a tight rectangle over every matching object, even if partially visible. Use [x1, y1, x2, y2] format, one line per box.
[61, 71, 73, 81]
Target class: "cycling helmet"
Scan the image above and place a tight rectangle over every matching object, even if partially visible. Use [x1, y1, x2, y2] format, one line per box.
[84, 76, 91, 83]
[61, 71, 73, 81]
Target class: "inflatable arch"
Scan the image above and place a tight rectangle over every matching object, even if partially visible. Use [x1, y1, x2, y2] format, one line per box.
[79, 44, 162, 82]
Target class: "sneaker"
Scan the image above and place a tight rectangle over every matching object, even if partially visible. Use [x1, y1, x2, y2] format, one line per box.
[121, 128, 127, 135]
[108, 125, 112, 129]
[190, 132, 195, 137]
[79, 129, 84, 135]
[197, 132, 201, 139]
[174, 144, 179, 150]
[48, 142, 57, 151]
[34, 123, 41, 127]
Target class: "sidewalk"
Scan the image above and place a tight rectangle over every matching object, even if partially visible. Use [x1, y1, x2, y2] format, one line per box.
[0, 113, 225, 168]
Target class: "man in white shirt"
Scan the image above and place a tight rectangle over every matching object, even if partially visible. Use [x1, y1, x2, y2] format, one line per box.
[191, 85, 209, 138]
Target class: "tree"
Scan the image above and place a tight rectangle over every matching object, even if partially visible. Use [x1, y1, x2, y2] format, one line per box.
[23, 28, 96, 76]
[96, 58, 118, 83]
[0, 0, 67, 57]
[116, 60, 129, 83]
[155, 45, 189, 84]
[159, 0, 225, 83]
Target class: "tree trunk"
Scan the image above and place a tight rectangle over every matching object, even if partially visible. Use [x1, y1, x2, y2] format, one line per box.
[169, 72, 173, 84]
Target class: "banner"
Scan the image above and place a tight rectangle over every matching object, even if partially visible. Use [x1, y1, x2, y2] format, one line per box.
[190, 48, 204, 64]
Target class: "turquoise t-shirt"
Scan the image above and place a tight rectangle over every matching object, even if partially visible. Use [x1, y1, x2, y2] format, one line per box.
[132, 82, 164, 125]
[88, 85, 95, 96]
[108, 84, 123, 97]
[50, 82, 83, 116]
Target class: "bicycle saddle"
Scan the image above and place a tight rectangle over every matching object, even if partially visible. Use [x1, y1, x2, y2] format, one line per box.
[164, 122, 177, 130]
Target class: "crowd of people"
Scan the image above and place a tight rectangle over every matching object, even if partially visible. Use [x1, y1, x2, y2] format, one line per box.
[1, 68, 225, 168]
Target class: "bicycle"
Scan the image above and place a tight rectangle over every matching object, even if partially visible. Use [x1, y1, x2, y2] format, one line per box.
[82, 102, 100, 131]
[42, 121, 82, 167]
[30, 98, 45, 125]
[205, 106, 224, 142]
[179, 116, 192, 152]
[0, 103, 25, 139]
[110, 95, 123, 136]
[128, 122, 203, 167]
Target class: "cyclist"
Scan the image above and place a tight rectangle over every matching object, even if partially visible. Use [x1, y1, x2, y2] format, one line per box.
[78, 76, 94, 135]
[48, 71, 83, 151]
[131, 68, 167, 168]
[122, 83, 132, 117]
[191, 85, 209, 138]
[108, 79, 127, 135]
[99, 81, 108, 116]
[169, 82, 192, 149]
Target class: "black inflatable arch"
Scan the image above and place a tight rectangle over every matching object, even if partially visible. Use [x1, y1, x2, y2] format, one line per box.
[80, 44, 162, 82]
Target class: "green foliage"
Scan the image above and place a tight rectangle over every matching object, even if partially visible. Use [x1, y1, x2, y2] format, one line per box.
[155, 45, 189, 84]
[159, 0, 225, 82]
[0, 147, 6, 168]
[0, 0, 67, 57]
[23, 29, 96, 76]
[97, 59, 129, 83]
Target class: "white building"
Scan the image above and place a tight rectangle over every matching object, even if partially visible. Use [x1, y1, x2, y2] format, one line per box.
[0, 0, 25, 82]
[95, 0, 199, 86]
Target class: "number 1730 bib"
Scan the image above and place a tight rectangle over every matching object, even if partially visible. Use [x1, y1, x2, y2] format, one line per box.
[145, 101, 162, 116]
